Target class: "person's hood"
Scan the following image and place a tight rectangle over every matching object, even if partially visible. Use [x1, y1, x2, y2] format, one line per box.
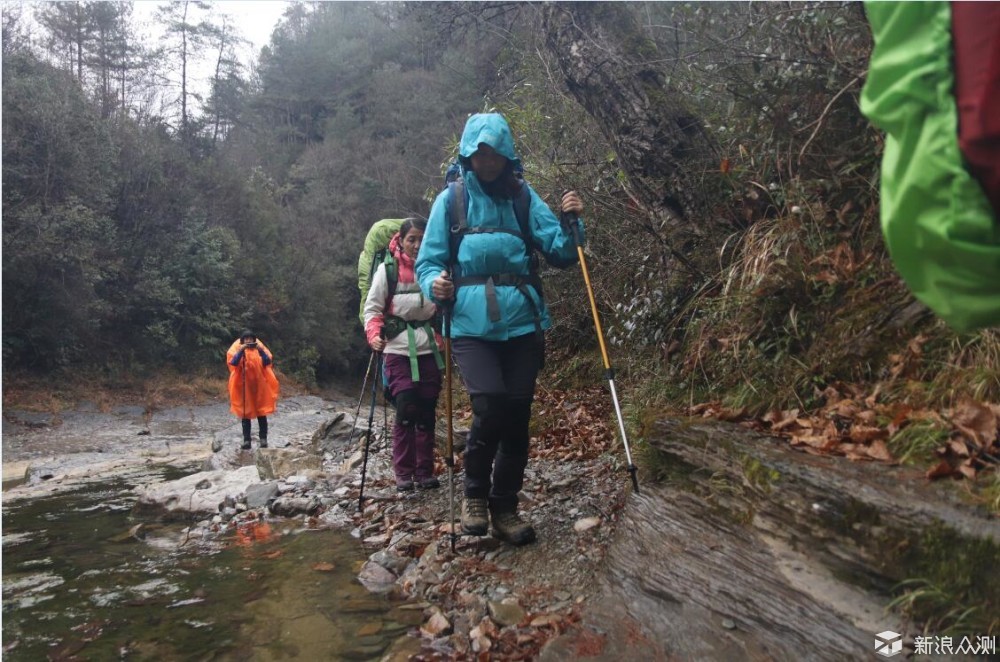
[459, 113, 521, 170]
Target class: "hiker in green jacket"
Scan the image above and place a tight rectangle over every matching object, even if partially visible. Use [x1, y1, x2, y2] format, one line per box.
[860, 1, 1000, 331]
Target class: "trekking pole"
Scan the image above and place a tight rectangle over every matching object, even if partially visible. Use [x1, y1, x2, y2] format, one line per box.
[565, 208, 640, 493]
[443, 302, 457, 552]
[242, 352, 247, 447]
[346, 351, 376, 451]
[358, 351, 383, 512]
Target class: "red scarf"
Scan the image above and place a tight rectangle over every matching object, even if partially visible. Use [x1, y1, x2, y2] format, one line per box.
[389, 233, 416, 284]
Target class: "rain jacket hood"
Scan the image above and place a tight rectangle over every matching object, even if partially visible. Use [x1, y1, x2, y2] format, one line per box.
[459, 113, 522, 172]
[416, 114, 584, 341]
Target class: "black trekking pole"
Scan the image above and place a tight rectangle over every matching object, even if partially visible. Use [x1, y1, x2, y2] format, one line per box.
[242, 352, 248, 449]
[443, 302, 457, 552]
[346, 351, 377, 451]
[358, 351, 383, 512]
[565, 208, 640, 493]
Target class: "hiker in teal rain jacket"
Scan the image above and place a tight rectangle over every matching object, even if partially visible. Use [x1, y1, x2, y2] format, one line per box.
[416, 112, 585, 546]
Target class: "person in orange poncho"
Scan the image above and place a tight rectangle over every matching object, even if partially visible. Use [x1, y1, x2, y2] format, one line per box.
[227, 330, 279, 450]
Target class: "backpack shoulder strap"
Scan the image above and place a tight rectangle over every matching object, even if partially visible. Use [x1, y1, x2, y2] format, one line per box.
[447, 179, 537, 268]
[448, 180, 468, 232]
[447, 180, 467, 271]
[384, 253, 398, 300]
[512, 182, 534, 251]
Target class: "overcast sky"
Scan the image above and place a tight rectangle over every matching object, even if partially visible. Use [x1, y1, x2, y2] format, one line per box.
[132, 0, 293, 67]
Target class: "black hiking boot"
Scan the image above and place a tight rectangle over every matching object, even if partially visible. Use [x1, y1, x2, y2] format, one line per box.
[416, 476, 440, 490]
[241, 438, 252, 450]
[490, 509, 536, 546]
[461, 498, 489, 536]
[396, 480, 415, 493]
[259, 436, 268, 449]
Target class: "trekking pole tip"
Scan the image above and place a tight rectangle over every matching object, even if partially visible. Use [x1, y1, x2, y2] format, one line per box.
[628, 464, 640, 494]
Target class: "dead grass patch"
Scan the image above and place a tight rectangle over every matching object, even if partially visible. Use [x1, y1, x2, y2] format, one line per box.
[3, 367, 310, 414]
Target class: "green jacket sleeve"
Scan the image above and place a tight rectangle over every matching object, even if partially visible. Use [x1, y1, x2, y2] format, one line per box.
[860, 1, 1000, 331]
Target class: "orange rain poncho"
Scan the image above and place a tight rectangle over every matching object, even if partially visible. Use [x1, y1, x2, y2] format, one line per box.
[226, 339, 279, 418]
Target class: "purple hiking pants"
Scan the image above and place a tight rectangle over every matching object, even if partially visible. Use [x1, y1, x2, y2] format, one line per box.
[384, 353, 441, 484]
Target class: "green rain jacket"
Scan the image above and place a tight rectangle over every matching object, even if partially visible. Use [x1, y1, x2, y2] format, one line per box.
[860, 1, 1000, 331]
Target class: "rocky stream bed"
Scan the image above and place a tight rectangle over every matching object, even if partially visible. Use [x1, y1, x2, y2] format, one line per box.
[2, 389, 998, 660]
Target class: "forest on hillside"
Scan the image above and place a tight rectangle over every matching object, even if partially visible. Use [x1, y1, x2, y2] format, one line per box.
[3, 2, 998, 482]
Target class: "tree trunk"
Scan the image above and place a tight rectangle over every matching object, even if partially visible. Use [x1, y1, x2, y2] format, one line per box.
[542, 3, 726, 274]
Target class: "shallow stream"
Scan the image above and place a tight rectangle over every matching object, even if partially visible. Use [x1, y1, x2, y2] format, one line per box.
[2, 466, 416, 661]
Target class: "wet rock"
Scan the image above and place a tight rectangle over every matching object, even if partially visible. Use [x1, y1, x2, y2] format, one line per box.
[134, 466, 261, 518]
[255, 448, 322, 480]
[469, 616, 498, 653]
[268, 496, 320, 517]
[378, 634, 424, 662]
[355, 621, 382, 637]
[357, 559, 397, 593]
[421, 608, 452, 638]
[26, 467, 57, 484]
[309, 413, 358, 455]
[245, 482, 279, 509]
[487, 599, 526, 627]
[339, 450, 365, 474]
[362, 533, 390, 546]
[369, 549, 410, 576]
[284, 474, 316, 491]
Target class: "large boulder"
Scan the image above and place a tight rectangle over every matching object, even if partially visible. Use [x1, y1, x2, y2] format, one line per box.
[255, 448, 323, 480]
[309, 412, 363, 457]
[134, 465, 261, 519]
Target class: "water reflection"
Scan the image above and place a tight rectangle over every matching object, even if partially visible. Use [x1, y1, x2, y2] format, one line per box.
[2, 474, 415, 660]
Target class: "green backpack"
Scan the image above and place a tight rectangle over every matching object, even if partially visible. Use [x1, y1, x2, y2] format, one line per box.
[357, 218, 404, 325]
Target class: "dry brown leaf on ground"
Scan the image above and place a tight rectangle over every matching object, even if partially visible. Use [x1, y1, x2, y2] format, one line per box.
[949, 399, 998, 449]
[770, 409, 801, 431]
[926, 459, 955, 479]
[949, 438, 972, 458]
[849, 425, 887, 444]
[866, 440, 893, 462]
[957, 459, 978, 480]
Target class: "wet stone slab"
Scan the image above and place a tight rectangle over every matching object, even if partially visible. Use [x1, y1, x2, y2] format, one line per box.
[550, 418, 998, 661]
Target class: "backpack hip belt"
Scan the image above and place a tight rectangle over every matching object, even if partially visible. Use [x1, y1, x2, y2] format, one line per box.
[383, 315, 445, 381]
[452, 273, 545, 339]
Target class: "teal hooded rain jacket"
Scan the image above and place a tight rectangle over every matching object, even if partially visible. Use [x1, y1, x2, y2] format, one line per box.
[416, 113, 585, 340]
